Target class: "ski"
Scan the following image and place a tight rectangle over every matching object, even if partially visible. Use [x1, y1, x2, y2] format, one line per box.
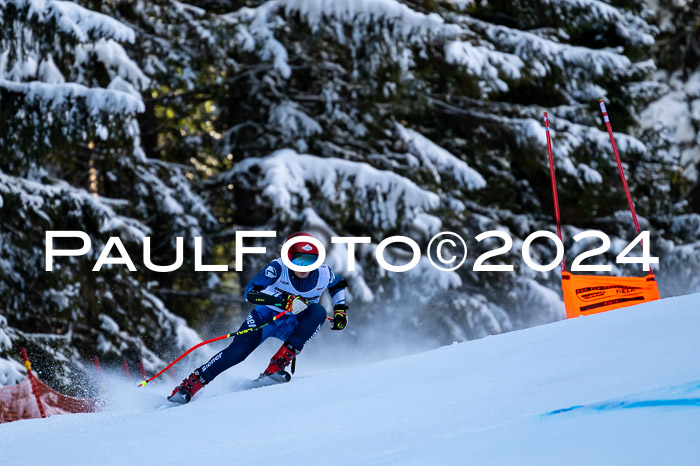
[167, 390, 191, 405]
[250, 370, 291, 387]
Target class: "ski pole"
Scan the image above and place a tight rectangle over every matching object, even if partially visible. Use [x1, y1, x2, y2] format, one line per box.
[137, 309, 290, 387]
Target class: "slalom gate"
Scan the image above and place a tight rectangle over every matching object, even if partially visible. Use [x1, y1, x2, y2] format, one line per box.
[543, 101, 660, 318]
[0, 348, 101, 424]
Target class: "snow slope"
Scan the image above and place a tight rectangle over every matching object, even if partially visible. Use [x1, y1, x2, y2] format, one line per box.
[1, 293, 699, 465]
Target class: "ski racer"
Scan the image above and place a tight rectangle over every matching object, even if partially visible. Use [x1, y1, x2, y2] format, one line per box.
[168, 232, 349, 404]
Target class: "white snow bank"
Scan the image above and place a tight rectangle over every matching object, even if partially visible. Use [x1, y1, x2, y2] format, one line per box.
[1, 292, 698, 465]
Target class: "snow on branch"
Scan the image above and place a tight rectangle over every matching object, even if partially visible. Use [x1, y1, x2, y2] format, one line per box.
[47, 1, 135, 43]
[538, 0, 656, 46]
[136, 163, 217, 239]
[467, 18, 631, 78]
[1, 2, 147, 116]
[229, 148, 440, 229]
[395, 122, 486, 189]
[445, 40, 525, 93]
[228, 2, 291, 78]
[0, 314, 12, 352]
[171, 0, 206, 17]
[660, 215, 700, 295]
[270, 100, 323, 138]
[282, 0, 461, 40]
[95, 314, 166, 368]
[551, 115, 646, 165]
[142, 290, 201, 351]
[0, 170, 150, 239]
[169, 0, 218, 51]
[0, 356, 25, 386]
[459, 108, 645, 182]
[0, 78, 144, 115]
[78, 39, 151, 92]
[227, 0, 461, 79]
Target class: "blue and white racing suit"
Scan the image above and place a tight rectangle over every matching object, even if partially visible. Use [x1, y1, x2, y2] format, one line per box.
[198, 259, 347, 382]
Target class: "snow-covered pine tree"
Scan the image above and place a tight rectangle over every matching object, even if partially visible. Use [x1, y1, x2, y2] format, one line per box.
[3, 0, 698, 385]
[77, 0, 255, 333]
[638, 0, 700, 296]
[0, 0, 215, 391]
[204, 0, 673, 342]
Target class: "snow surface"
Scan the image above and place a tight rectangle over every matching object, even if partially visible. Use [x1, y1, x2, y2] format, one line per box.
[1, 293, 699, 465]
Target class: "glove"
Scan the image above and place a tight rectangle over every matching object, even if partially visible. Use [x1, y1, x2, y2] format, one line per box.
[331, 305, 348, 330]
[285, 294, 308, 314]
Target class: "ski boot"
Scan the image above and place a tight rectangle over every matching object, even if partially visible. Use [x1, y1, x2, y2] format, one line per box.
[168, 369, 207, 404]
[259, 342, 299, 383]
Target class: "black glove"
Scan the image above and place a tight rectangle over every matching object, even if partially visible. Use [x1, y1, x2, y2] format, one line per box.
[331, 305, 348, 330]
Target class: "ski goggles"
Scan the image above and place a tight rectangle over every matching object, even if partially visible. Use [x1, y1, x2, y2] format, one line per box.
[290, 253, 318, 266]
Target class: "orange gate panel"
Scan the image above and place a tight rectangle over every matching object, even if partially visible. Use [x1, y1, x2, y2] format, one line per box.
[561, 271, 660, 319]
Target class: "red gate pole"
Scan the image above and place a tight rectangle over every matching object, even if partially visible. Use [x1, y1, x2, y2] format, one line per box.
[93, 356, 103, 384]
[544, 112, 565, 273]
[139, 361, 147, 380]
[21, 347, 46, 419]
[599, 99, 653, 274]
[122, 359, 131, 379]
[598, 100, 642, 235]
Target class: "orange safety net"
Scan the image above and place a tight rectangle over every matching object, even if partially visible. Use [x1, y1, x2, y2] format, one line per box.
[0, 374, 100, 424]
[561, 271, 660, 319]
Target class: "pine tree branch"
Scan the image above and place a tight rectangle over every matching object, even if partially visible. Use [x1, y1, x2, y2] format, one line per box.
[157, 288, 245, 305]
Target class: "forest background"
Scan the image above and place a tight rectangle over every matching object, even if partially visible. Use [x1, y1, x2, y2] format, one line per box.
[0, 0, 698, 393]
